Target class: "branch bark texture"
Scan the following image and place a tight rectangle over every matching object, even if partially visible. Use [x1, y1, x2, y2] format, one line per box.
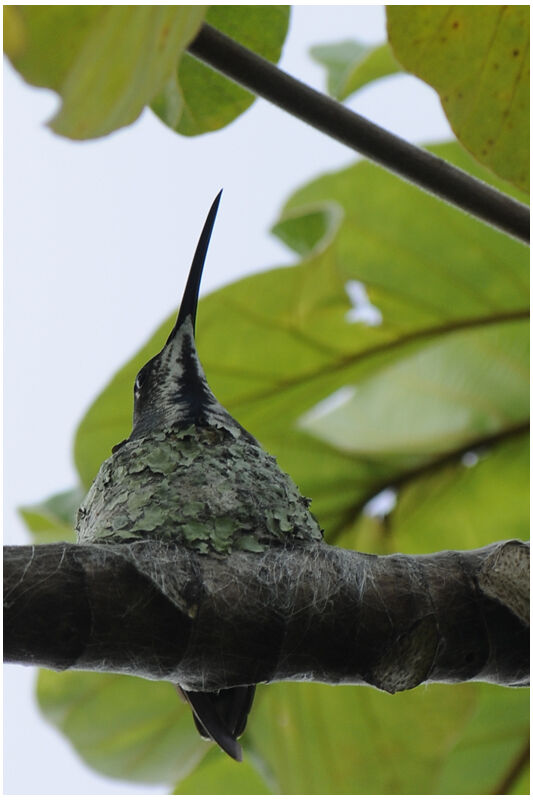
[187, 24, 529, 244]
[4, 539, 529, 692]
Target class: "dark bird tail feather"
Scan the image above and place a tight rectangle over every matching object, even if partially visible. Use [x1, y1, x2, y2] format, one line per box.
[178, 686, 256, 761]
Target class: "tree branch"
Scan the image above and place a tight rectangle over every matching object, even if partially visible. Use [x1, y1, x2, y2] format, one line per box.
[187, 24, 529, 244]
[4, 539, 529, 691]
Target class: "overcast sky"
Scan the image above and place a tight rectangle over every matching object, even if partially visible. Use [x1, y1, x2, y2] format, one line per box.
[4, 5, 452, 794]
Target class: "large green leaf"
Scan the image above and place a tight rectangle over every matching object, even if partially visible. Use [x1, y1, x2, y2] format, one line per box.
[37, 671, 208, 785]
[173, 747, 272, 794]
[338, 432, 529, 558]
[436, 684, 529, 794]
[244, 682, 527, 794]
[4, 6, 290, 140]
[510, 766, 530, 795]
[310, 40, 401, 101]
[387, 6, 530, 192]
[299, 320, 528, 457]
[152, 6, 290, 136]
[390, 435, 529, 555]
[4, 6, 105, 89]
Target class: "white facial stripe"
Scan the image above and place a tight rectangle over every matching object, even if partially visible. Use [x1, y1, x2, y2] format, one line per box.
[150, 316, 232, 428]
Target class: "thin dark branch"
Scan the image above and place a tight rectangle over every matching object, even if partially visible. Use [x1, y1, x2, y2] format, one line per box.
[187, 24, 530, 244]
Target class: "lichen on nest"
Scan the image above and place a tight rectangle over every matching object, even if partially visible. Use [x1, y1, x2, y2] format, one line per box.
[76, 423, 323, 555]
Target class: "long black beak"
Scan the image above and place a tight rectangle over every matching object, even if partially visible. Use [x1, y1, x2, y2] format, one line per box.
[166, 189, 223, 344]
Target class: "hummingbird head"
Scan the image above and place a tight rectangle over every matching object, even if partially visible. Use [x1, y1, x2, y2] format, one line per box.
[129, 191, 226, 440]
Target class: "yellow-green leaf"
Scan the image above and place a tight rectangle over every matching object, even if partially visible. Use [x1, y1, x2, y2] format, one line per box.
[299, 320, 528, 457]
[249, 682, 529, 793]
[248, 682, 478, 793]
[394, 435, 530, 554]
[19, 487, 83, 544]
[387, 6, 530, 192]
[5, 6, 206, 139]
[310, 40, 401, 101]
[340, 434, 529, 556]
[37, 671, 208, 785]
[173, 747, 272, 794]
[3, 5, 27, 60]
[436, 684, 529, 794]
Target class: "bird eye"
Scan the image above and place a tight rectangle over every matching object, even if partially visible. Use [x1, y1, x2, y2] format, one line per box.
[134, 374, 143, 397]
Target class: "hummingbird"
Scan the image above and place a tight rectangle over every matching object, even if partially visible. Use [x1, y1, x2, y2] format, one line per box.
[76, 191, 323, 761]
